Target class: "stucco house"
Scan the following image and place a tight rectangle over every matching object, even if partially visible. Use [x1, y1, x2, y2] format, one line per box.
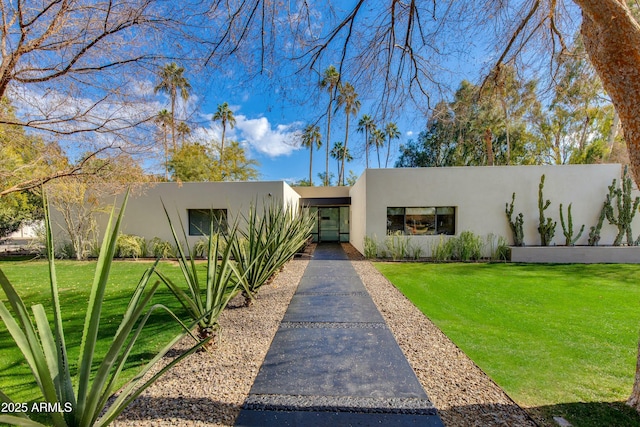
[51, 164, 640, 259]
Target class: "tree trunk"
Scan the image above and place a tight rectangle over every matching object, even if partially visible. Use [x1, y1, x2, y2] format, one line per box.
[484, 128, 494, 166]
[575, 2, 640, 411]
[365, 130, 369, 168]
[326, 104, 332, 186]
[577, 0, 640, 186]
[309, 146, 313, 185]
[341, 113, 350, 186]
[630, 338, 640, 409]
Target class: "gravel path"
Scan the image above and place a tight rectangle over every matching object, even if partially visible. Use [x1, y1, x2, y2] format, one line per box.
[115, 257, 308, 426]
[115, 244, 536, 426]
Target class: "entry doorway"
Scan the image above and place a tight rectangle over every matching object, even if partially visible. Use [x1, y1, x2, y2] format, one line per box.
[309, 206, 349, 243]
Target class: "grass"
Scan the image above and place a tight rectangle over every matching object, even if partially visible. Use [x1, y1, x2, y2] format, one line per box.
[375, 262, 640, 427]
[0, 258, 188, 406]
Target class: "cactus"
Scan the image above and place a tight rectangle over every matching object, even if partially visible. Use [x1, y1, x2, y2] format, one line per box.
[505, 192, 525, 246]
[604, 166, 640, 246]
[588, 202, 606, 246]
[559, 203, 585, 246]
[537, 175, 556, 246]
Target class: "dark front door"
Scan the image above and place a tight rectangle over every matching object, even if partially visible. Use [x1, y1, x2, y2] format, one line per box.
[318, 207, 340, 242]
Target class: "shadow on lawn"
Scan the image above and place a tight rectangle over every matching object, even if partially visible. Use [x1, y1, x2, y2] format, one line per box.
[526, 401, 640, 427]
[115, 395, 240, 424]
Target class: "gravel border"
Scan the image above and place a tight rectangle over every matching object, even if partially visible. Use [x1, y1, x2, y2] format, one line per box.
[114, 256, 309, 426]
[115, 244, 537, 426]
[342, 243, 538, 427]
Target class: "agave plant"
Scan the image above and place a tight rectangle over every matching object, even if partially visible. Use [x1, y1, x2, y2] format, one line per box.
[155, 204, 246, 343]
[0, 191, 207, 427]
[230, 200, 314, 305]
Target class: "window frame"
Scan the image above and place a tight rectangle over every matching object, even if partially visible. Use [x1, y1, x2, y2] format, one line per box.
[386, 206, 456, 236]
[187, 208, 228, 236]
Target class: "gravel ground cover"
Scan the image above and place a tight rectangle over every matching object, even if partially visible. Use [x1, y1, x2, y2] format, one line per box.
[116, 244, 536, 426]
[115, 257, 309, 426]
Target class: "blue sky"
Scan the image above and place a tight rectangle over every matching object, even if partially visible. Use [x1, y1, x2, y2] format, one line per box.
[9, 1, 580, 184]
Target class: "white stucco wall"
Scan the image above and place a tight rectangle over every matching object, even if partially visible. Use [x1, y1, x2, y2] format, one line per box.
[349, 171, 368, 254]
[50, 181, 300, 247]
[355, 165, 637, 257]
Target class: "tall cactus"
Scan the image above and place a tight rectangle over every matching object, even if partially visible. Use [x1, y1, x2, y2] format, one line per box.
[537, 174, 556, 246]
[588, 202, 607, 246]
[505, 192, 525, 246]
[559, 203, 585, 246]
[604, 166, 640, 246]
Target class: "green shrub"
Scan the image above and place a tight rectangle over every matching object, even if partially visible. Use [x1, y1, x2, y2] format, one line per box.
[193, 238, 208, 259]
[431, 235, 453, 262]
[364, 235, 379, 259]
[149, 237, 175, 259]
[454, 231, 484, 261]
[407, 238, 423, 260]
[385, 231, 408, 260]
[487, 233, 510, 261]
[432, 232, 484, 262]
[115, 234, 146, 259]
[56, 241, 76, 259]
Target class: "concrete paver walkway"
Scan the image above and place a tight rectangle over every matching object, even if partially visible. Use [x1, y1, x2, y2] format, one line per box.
[235, 244, 444, 426]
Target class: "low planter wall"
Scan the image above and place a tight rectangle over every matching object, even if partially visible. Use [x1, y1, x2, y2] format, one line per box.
[510, 246, 640, 264]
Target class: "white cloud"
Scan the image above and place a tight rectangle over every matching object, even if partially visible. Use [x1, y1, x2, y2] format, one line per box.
[196, 112, 303, 158]
[233, 115, 303, 157]
[406, 130, 414, 137]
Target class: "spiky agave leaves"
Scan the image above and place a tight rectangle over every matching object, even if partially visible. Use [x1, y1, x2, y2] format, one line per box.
[230, 199, 315, 305]
[0, 190, 207, 427]
[156, 203, 247, 348]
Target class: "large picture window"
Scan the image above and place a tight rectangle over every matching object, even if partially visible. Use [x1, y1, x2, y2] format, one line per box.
[386, 207, 455, 235]
[188, 209, 227, 236]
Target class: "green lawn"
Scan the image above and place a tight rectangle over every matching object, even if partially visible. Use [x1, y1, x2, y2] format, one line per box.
[375, 262, 640, 427]
[0, 258, 189, 407]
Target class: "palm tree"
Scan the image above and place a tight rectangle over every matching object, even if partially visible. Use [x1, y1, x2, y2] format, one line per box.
[335, 82, 360, 185]
[176, 121, 191, 147]
[357, 114, 375, 168]
[330, 141, 353, 185]
[213, 102, 236, 161]
[384, 122, 401, 168]
[371, 128, 386, 168]
[154, 63, 191, 152]
[301, 124, 322, 186]
[320, 66, 340, 186]
[154, 109, 172, 180]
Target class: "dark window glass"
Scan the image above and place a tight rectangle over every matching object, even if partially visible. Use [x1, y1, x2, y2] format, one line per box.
[188, 209, 227, 236]
[436, 207, 455, 235]
[387, 207, 456, 235]
[386, 208, 405, 233]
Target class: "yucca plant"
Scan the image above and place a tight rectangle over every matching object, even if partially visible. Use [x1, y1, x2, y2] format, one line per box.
[230, 200, 314, 305]
[155, 204, 246, 344]
[0, 191, 207, 427]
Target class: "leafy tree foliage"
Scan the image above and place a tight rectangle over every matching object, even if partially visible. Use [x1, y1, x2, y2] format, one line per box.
[0, 99, 65, 237]
[46, 153, 149, 260]
[169, 141, 259, 182]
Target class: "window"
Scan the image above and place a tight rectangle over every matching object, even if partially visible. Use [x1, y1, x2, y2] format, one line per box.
[386, 207, 455, 235]
[188, 209, 227, 236]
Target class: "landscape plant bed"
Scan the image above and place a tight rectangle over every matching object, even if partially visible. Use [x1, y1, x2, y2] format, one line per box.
[511, 245, 640, 264]
[375, 262, 640, 427]
[0, 259, 190, 405]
